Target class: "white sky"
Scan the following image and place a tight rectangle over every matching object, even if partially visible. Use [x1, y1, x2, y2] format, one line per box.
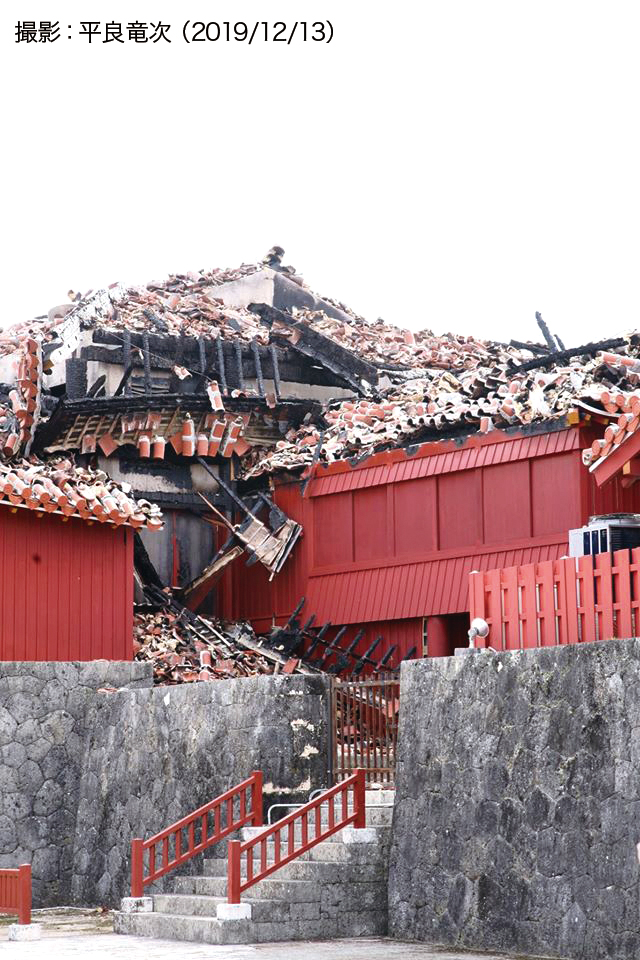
[3, 1, 640, 346]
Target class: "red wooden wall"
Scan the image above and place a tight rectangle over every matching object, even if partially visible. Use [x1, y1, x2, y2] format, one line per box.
[0, 508, 133, 661]
[225, 424, 640, 656]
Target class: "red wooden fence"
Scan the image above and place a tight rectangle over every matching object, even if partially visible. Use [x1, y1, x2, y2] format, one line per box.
[131, 773, 262, 897]
[0, 864, 31, 924]
[469, 547, 640, 649]
[227, 769, 366, 903]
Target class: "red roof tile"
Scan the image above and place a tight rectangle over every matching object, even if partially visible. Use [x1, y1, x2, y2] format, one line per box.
[0, 459, 163, 530]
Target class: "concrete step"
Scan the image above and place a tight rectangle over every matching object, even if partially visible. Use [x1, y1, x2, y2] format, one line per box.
[114, 912, 249, 945]
[365, 789, 395, 805]
[214, 834, 386, 864]
[199, 858, 384, 882]
[241, 823, 389, 843]
[172, 876, 384, 913]
[153, 893, 291, 923]
[116, 909, 378, 943]
[270, 805, 393, 828]
[114, 786, 392, 946]
[170, 876, 321, 902]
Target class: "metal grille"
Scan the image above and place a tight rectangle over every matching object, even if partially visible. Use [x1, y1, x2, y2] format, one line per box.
[331, 677, 400, 786]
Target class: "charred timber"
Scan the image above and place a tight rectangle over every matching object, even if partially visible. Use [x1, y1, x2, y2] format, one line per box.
[512, 334, 640, 372]
[248, 303, 379, 392]
[82, 340, 352, 390]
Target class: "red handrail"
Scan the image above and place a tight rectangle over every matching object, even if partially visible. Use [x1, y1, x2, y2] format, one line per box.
[0, 864, 32, 924]
[131, 772, 262, 897]
[227, 769, 365, 903]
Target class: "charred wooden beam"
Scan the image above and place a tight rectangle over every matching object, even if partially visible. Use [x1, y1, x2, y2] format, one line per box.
[376, 645, 396, 670]
[512, 334, 640, 373]
[65, 358, 88, 399]
[284, 597, 306, 629]
[235, 341, 245, 391]
[251, 339, 265, 397]
[509, 339, 548, 355]
[143, 307, 169, 334]
[113, 367, 133, 397]
[87, 374, 106, 398]
[353, 636, 381, 675]
[270, 344, 282, 402]
[215, 336, 227, 394]
[316, 626, 348, 668]
[122, 331, 132, 396]
[248, 302, 378, 393]
[84, 336, 352, 389]
[306, 622, 332, 659]
[535, 311, 557, 352]
[142, 332, 152, 393]
[330, 629, 365, 675]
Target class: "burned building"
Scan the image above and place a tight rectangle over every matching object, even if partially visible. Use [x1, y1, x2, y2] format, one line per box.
[3, 250, 640, 672]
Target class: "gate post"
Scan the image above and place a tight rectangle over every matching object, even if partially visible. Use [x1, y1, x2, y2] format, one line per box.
[328, 677, 336, 786]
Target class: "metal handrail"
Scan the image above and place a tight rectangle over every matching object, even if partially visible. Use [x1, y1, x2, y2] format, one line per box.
[227, 769, 365, 903]
[131, 772, 262, 897]
[266, 788, 325, 825]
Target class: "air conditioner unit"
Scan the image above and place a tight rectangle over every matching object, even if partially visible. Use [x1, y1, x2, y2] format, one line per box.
[569, 514, 640, 557]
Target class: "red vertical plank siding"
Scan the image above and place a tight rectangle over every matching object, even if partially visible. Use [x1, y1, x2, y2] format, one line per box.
[124, 528, 134, 660]
[536, 561, 555, 646]
[562, 558, 580, 646]
[0, 510, 133, 662]
[615, 550, 632, 639]
[579, 556, 597, 643]
[502, 567, 520, 650]
[595, 552, 614, 641]
[520, 563, 538, 648]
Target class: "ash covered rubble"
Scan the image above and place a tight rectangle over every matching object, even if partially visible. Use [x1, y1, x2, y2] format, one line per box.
[4, 246, 640, 678]
[132, 592, 409, 684]
[133, 607, 315, 683]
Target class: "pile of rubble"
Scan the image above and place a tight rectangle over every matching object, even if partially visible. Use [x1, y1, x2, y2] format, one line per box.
[246, 340, 640, 476]
[0, 456, 163, 528]
[289, 308, 509, 371]
[0, 263, 272, 356]
[0, 251, 312, 357]
[134, 608, 308, 683]
[582, 373, 640, 474]
[0, 338, 42, 457]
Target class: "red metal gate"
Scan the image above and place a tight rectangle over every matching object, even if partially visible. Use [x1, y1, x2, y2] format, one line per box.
[331, 677, 400, 786]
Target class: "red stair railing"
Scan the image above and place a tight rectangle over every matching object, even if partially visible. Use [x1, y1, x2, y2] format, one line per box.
[131, 772, 262, 897]
[0, 864, 32, 924]
[227, 768, 365, 903]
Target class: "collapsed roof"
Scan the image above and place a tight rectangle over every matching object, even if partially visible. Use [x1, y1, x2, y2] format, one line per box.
[0, 457, 163, 529]
[2, 249, 639, 553]
[5, 251, 639, 480]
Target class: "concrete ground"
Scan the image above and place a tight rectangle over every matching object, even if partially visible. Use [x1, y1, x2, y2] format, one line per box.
[0, 910, 528, 959]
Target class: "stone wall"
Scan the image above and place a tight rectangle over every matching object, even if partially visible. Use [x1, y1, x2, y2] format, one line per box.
[0, 661, 151, 906]
[71, 674, 330, 906]
[388, 639, 640, 960]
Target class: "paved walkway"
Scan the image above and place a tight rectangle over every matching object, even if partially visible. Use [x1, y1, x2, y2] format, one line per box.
[0, 938, 527, 959]
[0, 911, 526, 959]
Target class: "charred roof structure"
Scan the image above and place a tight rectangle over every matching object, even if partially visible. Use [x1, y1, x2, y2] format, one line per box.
[6, 249, 640, 675]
